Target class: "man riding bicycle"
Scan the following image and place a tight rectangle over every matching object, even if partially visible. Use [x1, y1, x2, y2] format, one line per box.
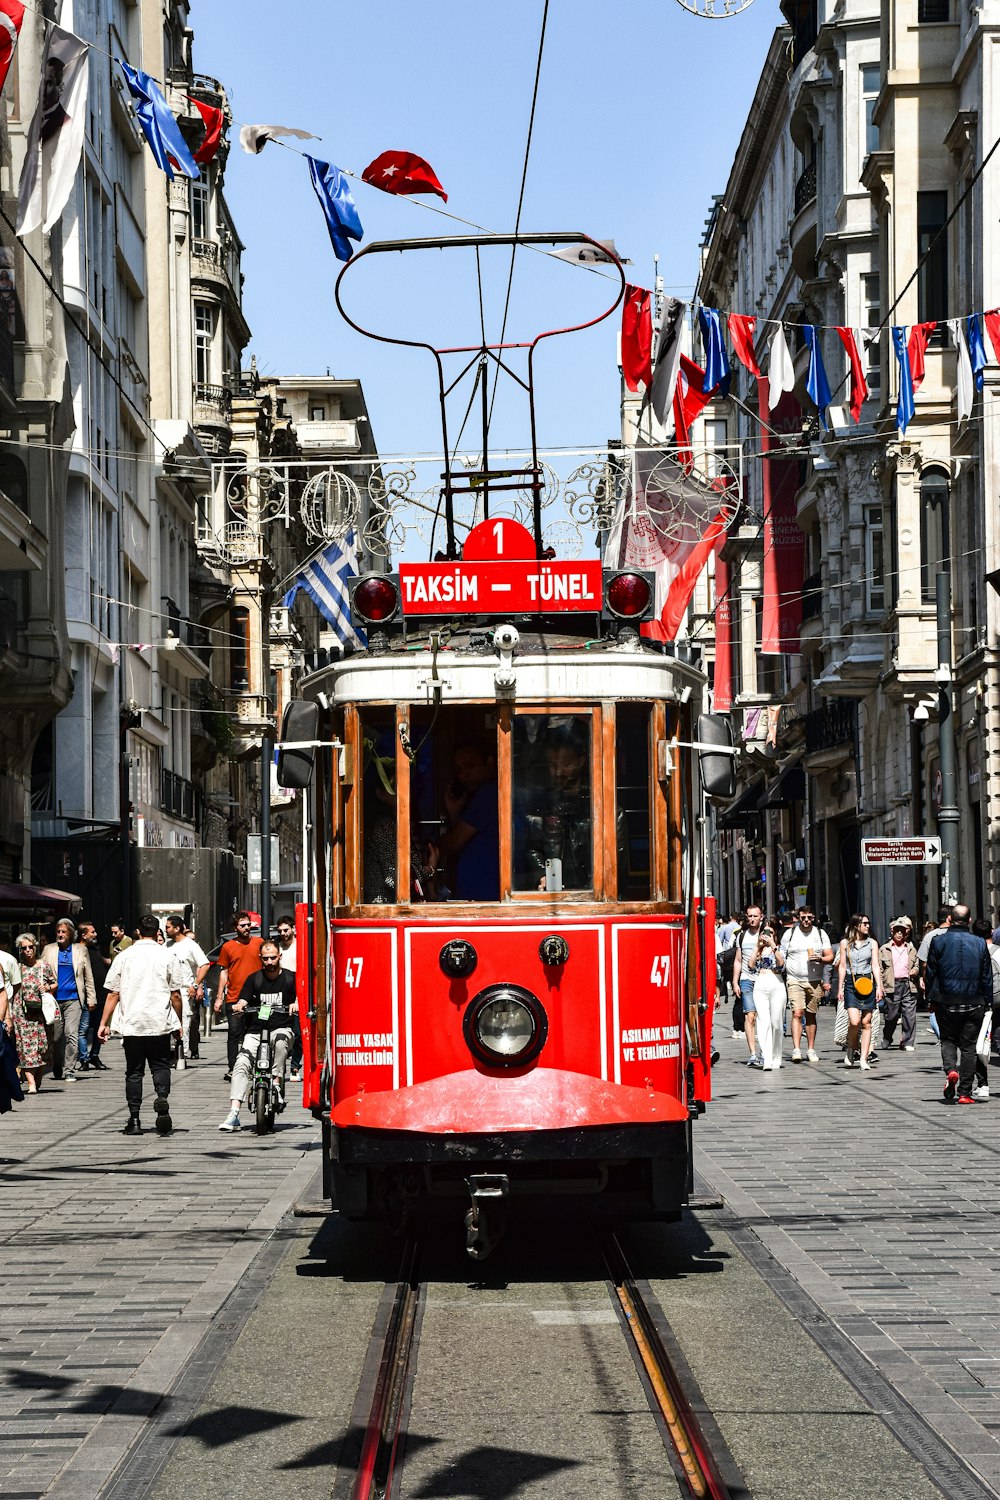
[218, 942, 296, 1132]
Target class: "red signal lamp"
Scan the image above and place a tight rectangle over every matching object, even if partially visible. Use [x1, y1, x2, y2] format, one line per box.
[352, 574, 399, 625]
[604, 570, 653, 620]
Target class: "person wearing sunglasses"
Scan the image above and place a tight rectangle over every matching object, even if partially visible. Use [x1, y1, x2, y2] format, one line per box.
[837, 914, 883, 1070]
[214, 913, 263, 1080]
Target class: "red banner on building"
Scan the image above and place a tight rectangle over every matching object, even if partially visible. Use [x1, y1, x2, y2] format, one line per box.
[713, 537, 733, 711]
[758, 375, 805, 654]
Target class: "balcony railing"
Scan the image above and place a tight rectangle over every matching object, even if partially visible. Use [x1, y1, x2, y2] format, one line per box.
[194, 383, 232, 421]
[804, 700, 856, 755]
[794, 161, 817, 215]
[802, 570, 823, 623]
[161, 597, 211, 663]
[160, 768, 197, 823]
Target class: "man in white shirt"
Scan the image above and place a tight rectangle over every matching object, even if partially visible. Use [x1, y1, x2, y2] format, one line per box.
[165, 913, 209, 1062]
[98, 914, 185, 1136]
[0, 945, 20, 1004]
[780, 906, 834, 1063]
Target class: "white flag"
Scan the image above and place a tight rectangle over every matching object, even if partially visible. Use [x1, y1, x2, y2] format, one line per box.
[239, 122, 318, 155]
[549, 239, 630, 266]
[649, 297, 687, 427]
[767, 324, 796, 411]
[953, 319, 974, 423]
[16, 24, 88, 237]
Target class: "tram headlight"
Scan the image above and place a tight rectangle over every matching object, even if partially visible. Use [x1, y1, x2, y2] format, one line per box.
[603, 569, 654, 621]
[351, 573, 400, 626]
[464, 984, 547, 1068]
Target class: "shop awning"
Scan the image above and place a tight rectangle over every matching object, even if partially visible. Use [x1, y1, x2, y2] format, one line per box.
[0, 883, 83, 914]
[758, 762, 806, 809]
[716, 778, 766, 828]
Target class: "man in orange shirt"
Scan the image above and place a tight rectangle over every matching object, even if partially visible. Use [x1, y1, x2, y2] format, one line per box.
[214, 912, 263, 1080]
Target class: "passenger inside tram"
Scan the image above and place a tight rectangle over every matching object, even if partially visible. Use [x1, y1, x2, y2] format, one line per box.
[361, 734, 438, 903]
[436, 739, 500, 901]
[514, 717, 593, 892]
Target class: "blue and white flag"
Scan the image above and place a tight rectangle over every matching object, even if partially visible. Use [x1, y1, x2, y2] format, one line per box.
[119, 62, 199, 181]
[698, 306, 730, 395]
[306, 157, 363, 262]
[966, 313, 988, 391]
[282, 533, 366, 646]
[891, 326, 915, 435]
[803, 325, 832, 429]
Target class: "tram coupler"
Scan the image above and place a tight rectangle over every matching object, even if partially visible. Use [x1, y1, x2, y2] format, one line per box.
[464, 1173, 509, 1260]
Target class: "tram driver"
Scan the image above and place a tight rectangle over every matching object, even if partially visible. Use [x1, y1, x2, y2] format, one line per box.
[437, 739, 500, 901]
[517, 721, 592, 892]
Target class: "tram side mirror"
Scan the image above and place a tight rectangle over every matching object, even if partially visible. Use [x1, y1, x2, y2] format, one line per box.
[697, 713, 736, 801]
[276, 699, 319, 790]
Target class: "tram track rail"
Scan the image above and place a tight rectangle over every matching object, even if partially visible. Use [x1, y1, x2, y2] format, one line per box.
[350, 1234, 423, 1500]
[604, 1232, 736, 1500]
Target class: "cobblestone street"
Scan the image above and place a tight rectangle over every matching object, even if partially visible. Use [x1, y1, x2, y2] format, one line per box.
[0, 1037, 318, 1500]
[698, 1018, 1000, 1496]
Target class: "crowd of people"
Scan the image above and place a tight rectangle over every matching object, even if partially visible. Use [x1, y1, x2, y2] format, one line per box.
[718, 901, 1000, 1102]
[0, 909, 302, 1134]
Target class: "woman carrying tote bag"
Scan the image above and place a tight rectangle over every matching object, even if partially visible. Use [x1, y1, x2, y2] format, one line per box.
[838, 913, 883, 1071]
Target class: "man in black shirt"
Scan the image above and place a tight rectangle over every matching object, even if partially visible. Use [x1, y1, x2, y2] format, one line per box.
[217, 943, 296, 1132]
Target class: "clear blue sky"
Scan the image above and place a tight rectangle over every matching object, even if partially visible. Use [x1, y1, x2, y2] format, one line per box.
[192, 1, 780, 460]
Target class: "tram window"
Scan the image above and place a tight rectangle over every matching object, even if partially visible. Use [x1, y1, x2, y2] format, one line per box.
[512, 713, 593, 893]
[616, 703, 652, 900]
[410, 706, 500, 902]
[359, 709, 399, 904]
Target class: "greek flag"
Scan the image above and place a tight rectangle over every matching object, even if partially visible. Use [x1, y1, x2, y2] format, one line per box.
[282, 532, 366, 647]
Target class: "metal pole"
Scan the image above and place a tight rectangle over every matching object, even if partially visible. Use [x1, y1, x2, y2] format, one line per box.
[936, 571, 960, 905]
[261, 734, 272, 936]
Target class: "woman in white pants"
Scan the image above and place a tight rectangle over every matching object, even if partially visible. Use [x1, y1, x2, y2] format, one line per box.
[748, 923, 787, 1070]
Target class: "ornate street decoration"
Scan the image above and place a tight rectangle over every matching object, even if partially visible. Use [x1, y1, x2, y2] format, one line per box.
[674, 0, 756, 16]
[300, 466, 361, 543]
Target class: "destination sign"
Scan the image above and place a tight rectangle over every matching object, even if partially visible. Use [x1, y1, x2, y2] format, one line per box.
[861, 837, 942, 866]
[398, 559, 604, 616]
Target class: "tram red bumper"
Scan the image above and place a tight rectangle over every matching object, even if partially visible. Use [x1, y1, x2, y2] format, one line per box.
[331, 1067, 688, 1134]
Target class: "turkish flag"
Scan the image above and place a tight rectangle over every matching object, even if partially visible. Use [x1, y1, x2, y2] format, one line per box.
[0, 0, 24, 96]
[835, 327, 869, 422]
[361, 150, 447, 201]
[190, 97, 225, 166]
[621, 285, 653, 393]
[728, 313, 761, 377]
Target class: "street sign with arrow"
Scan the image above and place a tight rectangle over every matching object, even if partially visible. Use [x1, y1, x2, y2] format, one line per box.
[861, 837, 942, 866]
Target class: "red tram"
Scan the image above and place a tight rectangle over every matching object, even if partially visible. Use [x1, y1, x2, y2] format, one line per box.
[277, 233, 732, 1255]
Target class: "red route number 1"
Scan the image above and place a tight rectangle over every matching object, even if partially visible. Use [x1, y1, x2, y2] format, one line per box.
[462, 517, 536, 562]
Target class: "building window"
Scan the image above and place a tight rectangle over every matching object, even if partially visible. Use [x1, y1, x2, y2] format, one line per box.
[194, 303, 214, 385]
[919, 467, 950, 603]
[918, 0, 949, 17]
[861, 64, 880, 158]
[917, 191, 949, 325]
[703, 417, 728, 478]
[862, 273, 881, 394]
[190, 178, 208, 241]
[309, 404, 325, 422]
[864, 505, 885, 614]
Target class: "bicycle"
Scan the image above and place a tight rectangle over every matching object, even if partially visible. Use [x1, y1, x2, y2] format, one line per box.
[247, 1003, 291, 1135]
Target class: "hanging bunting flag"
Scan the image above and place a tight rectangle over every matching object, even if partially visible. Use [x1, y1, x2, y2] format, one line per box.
[891, 327, 915, 435]
[698, 307, 730, 394]
[907, 321, 936, 393]
[16, 24, 89, 236]
[621, 285, 653, 393]
[119, 62, 199, 181]
[728, 313, 760, 377]
[834, 327, 869, 422]
[966, 313, 988, 391]
[953, 319, 974, 422]
[984, 308, 1000, 364]
[803, 326, 832, 429]
[361, 150, 447, 202]
[306, 156, 363, 262]
[240, 122, 318, 155]
[673, 354, 710, 461]
[0, 1, 24, 97]
[649, 297, 687, 426]
[550, 239, 629, 266]
[190, 97, 224, 166]
[767, 324, 795, 412]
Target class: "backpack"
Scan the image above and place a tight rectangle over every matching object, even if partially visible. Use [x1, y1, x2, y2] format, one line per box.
[718, 944, 737, 986]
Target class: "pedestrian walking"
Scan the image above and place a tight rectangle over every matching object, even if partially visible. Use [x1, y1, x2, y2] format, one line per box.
[213, 912, 264, 1080]
[0, 978, 24, 1114]
[76, 921, 110, 1070]
[780, 906, 833, 1063]
[969, 918, 998, 1100]
[879, 917, 919, 1050]
[108, 921, 132, 961]
[746, 921, 786, 1070]
[164, 914, 209, 1064]
[731, 904, 765, 1067]
[925, 903, 992, 1104]
[98, 913, 185, 1135]
[41, 920, 95, 1082]
[10, 934, 53, 1093]
[838, 914, 883, 1070]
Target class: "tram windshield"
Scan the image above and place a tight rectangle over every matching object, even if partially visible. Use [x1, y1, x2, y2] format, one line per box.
[512, 713, 593, 893]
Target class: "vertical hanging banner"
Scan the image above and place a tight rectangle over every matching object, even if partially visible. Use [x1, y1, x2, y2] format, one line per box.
[758, 374, 805, 654]
[713, 536, 733, 712]
[16, 24, 89, 236]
